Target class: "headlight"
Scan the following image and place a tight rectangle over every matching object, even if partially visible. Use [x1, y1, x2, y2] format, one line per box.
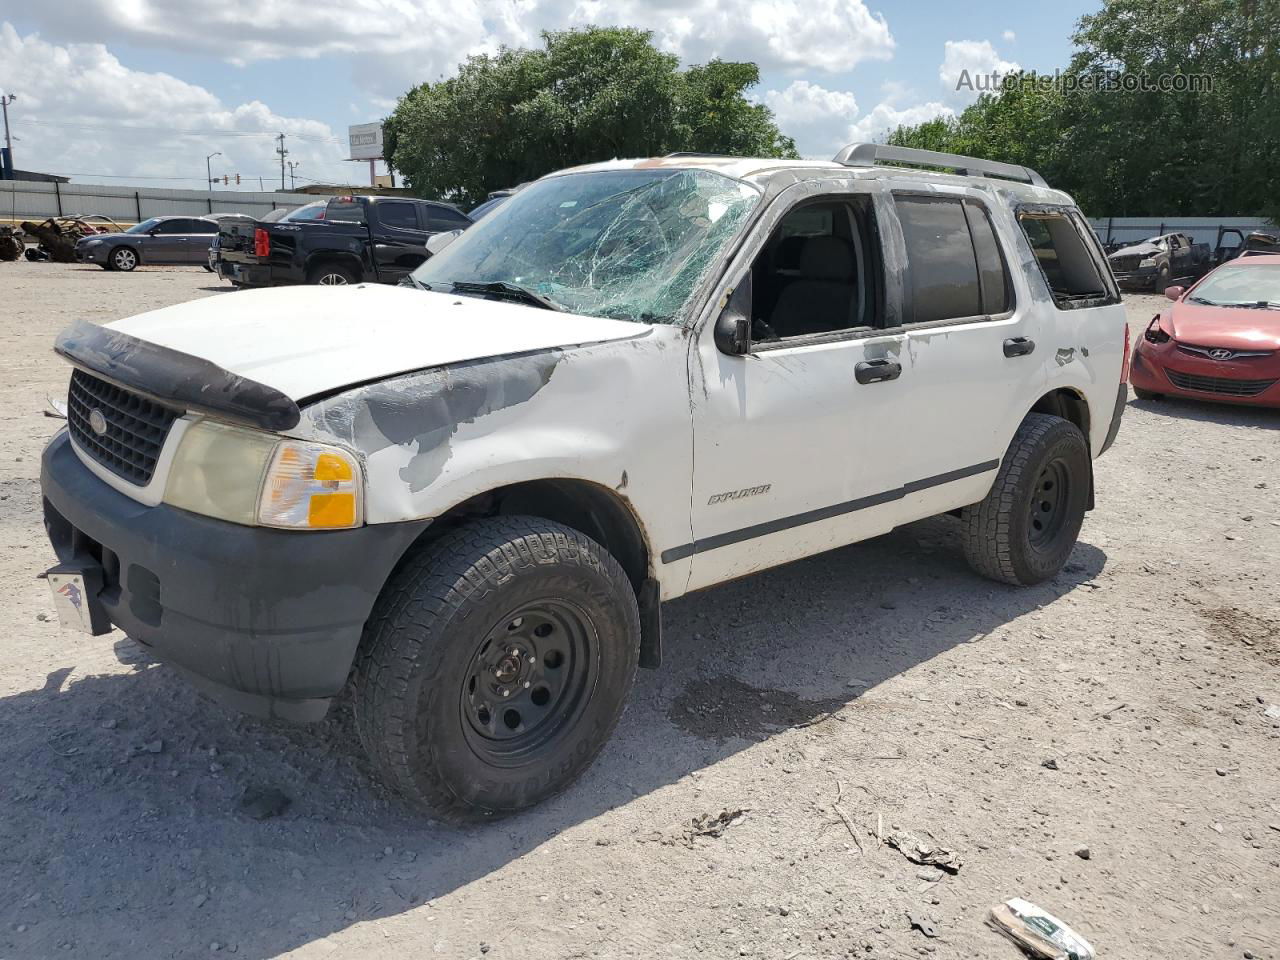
[163, 420, 362, 529]
[1138, 257, 1157, 268]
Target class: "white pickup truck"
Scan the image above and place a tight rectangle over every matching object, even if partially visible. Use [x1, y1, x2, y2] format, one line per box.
[41, 144, 1129, 821]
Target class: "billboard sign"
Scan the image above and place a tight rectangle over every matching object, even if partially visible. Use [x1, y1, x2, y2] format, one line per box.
[348, 122, 384, 161]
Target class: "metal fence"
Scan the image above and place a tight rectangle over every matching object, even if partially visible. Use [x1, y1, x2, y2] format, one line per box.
[0, 180, 314, 224]
[1087, 216, 1273, 249]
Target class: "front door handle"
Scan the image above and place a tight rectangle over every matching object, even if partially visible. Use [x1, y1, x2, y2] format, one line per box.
[1003, 337, 1035, 358]
[855, 359, 902, 384]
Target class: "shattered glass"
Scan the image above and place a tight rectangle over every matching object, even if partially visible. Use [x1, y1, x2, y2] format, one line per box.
[411, 169, 761, 324]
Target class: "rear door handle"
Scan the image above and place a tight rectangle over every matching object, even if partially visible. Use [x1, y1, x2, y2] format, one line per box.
[1003, 337, 1035, 358]
[855, 359, 902, 384]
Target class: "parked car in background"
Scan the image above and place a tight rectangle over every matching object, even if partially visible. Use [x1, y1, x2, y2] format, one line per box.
[76, 216, 220, 272]
[467, 185, 526, 220]
[1131, 254, 1280, 407]
[41, 144, 1127, 820]
[214, 195, 471, 287]
[206, 204, 318, 271]
[1107, 232, 1210, 292]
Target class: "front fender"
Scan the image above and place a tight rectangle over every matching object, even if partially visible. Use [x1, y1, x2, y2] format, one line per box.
[291, 330, 695, 590]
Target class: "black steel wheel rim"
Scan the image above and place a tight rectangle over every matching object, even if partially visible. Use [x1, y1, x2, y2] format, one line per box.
[460, 599, 600, 766]
[1028, 457, 1070, 549]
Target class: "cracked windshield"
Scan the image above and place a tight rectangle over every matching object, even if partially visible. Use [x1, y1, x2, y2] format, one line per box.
[410, 168, 761, 323]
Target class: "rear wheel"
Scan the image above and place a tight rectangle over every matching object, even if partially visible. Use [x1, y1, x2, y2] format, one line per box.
[354, 516, 640, 821]
[108, 246, 138, 272]
[307, 262, 357, 285]
[961, 414, 1091, 586]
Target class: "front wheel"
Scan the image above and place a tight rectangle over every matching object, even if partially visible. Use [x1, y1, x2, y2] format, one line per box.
[961, 414, 1091, 586]
[108, 246, 138, 271]
[354, 516, 640, 821]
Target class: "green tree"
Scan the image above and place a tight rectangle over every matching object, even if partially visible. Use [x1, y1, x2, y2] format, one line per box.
[384, 27, 797, 207]
[885, 0, 1280, 220]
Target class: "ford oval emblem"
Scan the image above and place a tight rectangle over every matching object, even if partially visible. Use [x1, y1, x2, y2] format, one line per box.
[89, 408, 108, 436]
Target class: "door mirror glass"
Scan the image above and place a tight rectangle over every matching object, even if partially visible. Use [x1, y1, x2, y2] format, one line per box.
[714, 276, 752, 355]
[1164, 285, 1185, 301]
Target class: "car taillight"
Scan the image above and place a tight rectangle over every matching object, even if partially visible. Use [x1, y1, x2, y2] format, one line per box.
[254, 228, 270, 258]
[1121, 323, 1131, 384]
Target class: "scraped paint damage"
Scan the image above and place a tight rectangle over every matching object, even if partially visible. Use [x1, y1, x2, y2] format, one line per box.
[300, 352, 561, 492]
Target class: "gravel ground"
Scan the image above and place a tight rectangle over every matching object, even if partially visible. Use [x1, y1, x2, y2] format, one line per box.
[1, 261, 1278, 960]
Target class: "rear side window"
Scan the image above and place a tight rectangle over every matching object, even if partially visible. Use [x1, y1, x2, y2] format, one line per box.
[325, 198, 367, 224]
[377, 201, 420, 229]
[964, 203, 1011, 315]
[188, 219, 218, 234]
[1018, 209, 1114, 308]
[895, 196, 982, 323]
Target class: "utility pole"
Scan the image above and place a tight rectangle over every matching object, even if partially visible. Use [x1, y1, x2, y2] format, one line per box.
[287, 160, 300, 190]
[275, 133, 288, 191]
[1, 93, 16, 170]
[206, 150, 221, 191]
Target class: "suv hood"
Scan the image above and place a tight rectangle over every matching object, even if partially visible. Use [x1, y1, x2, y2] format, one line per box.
[107, 284, 647, 402]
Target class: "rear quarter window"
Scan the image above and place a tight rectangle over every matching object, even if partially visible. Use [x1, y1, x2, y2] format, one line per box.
[1017, 207, 1118, 308]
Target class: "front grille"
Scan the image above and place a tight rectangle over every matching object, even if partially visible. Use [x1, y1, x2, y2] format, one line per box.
[67, 370, 181, 486]
[1166, 369, 1277, 397]
[1110, 256, 1141, 271]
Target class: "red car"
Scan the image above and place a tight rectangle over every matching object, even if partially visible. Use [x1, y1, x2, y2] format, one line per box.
[1130, 254, 1280, 407]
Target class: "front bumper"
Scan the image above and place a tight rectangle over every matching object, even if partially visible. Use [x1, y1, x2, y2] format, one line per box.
[75, 244, 108, 265]
[1111, 266, 1158, 289]
[41, 430, 430, 720]
[1131, 340, 1280, 408]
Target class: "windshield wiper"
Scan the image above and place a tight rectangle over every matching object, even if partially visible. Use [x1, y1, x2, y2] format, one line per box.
[1187, 296, 1218, 305]
[451, 280, 564, 311]
[400, 275, 433, 291]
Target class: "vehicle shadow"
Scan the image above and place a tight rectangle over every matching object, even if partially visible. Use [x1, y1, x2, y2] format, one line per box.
[0, 515, 1107, 959]
[1130, 395, 1280, 429]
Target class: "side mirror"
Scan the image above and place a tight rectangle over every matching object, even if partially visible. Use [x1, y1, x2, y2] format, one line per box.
[1164, 285, 1185, 301]
[713, 276, 752, 356]
[147, 229, 160, 236]
[425, 229, 462, 257]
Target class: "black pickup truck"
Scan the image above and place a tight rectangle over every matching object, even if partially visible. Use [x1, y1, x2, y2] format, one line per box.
[215, 195, 472, 287]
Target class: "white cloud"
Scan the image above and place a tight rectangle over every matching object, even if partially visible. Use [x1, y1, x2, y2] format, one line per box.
[939, 39, 1019, 102]
[15, 0, 897, 98]
[845, 100, 954, 144]
[1001, 29, 1016, 43]
[763, 79, 952, 157]
[765, 81, 858, 129]
[0, 24, 357, 188]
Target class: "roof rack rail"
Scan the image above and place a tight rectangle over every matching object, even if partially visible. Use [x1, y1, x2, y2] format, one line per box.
[664, 151, 735, 159]
[833, 143, 1048, 188]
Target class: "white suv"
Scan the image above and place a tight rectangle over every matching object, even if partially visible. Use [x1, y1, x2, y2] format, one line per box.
[41, 144, 1128, 820]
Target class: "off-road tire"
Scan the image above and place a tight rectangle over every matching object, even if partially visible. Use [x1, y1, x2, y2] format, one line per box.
[108, 246, 138, 271]
[354, 516, 640, 822]
[307, 262, 357, 285]
[1155, 264, 1170, 294]
[961, 414, 1090, 586]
